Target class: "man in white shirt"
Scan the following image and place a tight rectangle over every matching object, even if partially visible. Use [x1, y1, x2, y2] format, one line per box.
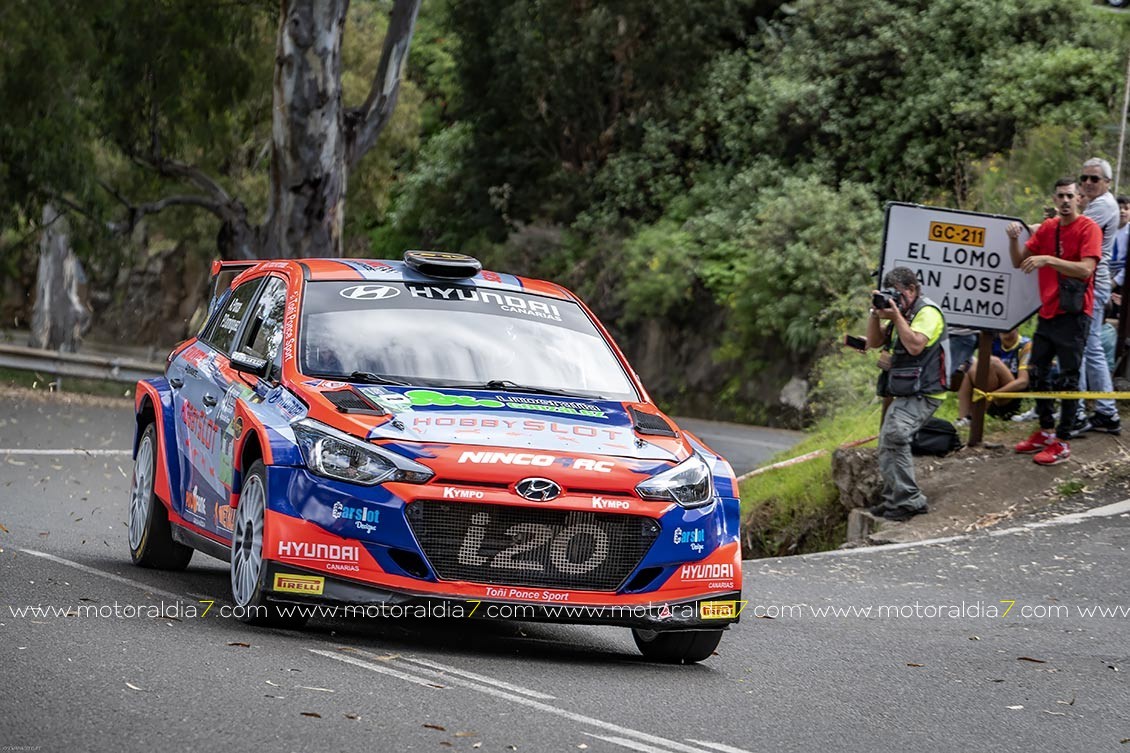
[1074, 158, 1121, 435]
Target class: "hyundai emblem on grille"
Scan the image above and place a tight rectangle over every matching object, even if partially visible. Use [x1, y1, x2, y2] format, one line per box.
[515, 477, 561, 502]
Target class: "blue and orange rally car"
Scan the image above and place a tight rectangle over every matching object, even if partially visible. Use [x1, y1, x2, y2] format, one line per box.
[127, 251, 743, 663]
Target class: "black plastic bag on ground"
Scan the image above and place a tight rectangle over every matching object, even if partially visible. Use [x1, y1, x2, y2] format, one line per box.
[911, 417, 963, 456]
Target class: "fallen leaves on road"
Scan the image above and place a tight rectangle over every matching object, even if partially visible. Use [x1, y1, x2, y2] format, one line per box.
[265, 680, 279, 687]
[125, 682, 144, 691]
[344, 714, 360, 720]
[1043, 710, 1066, 717]
[1006, 705, 1024, 710]
[0, 522, 8, 533]
[1017, 657, 1047, 664]
[965, 505, 1017, 531]
[228, 642, 251, 648]
[906, 663, 924, 667]
[300, 712, 321, 719]
[423, 724, 446, 731]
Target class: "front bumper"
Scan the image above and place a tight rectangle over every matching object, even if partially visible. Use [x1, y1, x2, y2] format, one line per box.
[264, 560, 743, 630]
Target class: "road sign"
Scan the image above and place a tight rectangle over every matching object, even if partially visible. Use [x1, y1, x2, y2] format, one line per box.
[880, 203, 1039, 331]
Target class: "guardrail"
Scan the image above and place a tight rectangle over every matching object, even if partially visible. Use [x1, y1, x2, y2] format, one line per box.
[0, 343, 165, 384]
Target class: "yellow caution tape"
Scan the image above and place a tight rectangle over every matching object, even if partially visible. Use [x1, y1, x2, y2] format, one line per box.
[973, 388, 1130, 402]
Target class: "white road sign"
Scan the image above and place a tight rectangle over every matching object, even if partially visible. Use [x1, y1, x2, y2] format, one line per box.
[880, 203, 1040, 331]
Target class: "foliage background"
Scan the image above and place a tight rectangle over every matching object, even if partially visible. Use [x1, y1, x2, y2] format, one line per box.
[1, 0, 1128, 425]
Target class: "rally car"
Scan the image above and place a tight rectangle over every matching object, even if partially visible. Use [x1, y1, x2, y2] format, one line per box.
[127, 251, 743, 663]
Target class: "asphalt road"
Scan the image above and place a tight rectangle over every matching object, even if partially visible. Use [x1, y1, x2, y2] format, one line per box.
[2, 395, 1128, 752]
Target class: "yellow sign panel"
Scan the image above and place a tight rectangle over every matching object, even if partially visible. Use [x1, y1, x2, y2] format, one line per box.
[273, 573, 325, 595]
[927, 221, 986, 248]
[699, 600, 739, 620]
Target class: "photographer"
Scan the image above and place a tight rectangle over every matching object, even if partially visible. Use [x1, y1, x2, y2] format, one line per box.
[865, 267, 950, 521]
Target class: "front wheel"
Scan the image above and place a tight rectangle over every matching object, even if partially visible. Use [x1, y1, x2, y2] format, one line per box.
[230, 460, 309, 629]
[128, 423, 193, 570]
[632, 628, 723, 664]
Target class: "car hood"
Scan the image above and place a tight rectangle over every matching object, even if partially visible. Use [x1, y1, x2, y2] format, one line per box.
[338, 385, 682, 461]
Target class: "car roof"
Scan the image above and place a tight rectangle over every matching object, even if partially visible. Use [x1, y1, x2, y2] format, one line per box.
[247, 258, 574, 301]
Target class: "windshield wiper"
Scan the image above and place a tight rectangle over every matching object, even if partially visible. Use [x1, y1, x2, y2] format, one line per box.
[349, 371, 411, 386]
[481, 380, 595, 398]
[307, 371, 411, 386]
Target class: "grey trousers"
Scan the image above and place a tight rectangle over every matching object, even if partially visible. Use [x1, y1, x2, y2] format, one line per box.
[877, 395, 942, 512]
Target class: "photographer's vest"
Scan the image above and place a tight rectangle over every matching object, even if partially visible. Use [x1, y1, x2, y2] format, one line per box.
[885, 296, 950, 397]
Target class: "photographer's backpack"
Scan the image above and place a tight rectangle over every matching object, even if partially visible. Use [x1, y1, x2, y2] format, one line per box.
[911, 417, 963, 457]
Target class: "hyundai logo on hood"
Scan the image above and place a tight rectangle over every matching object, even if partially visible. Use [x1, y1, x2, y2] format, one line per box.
[515, 477, 562, 502]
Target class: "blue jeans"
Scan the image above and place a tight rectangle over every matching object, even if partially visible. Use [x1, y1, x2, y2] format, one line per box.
[1078, 285, 1116, 418]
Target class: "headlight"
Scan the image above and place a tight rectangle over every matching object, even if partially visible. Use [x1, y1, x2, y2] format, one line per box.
[292, 419, 433, 486]
[635, 453, 714, 508]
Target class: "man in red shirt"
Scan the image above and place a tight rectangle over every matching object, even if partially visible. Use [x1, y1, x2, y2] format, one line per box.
[1006, 177, 1101, 465]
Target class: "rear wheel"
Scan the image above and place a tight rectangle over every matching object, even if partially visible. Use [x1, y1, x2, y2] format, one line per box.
[128, 423, 193, 570]
[230, 461, 309, 629]
[632, 628, 723, 664]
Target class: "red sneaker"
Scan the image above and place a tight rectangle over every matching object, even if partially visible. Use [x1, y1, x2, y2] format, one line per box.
[1015, 430, 1053, 454]
[1033, 439, 1070, 466]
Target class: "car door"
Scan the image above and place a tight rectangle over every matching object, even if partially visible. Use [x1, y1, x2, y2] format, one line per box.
[211, 276, 290, 535]
[169, 278, 263, 532]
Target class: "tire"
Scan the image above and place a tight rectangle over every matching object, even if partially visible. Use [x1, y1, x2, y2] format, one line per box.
[230, 460, 309, 629]
[128, 423, 193, 570]
[632, 628, 723, 664]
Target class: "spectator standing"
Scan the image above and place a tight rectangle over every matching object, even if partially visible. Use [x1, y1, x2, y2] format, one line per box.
[1008, 178, 1101, 465]
[1074, 158, 1121, 434]
[955, 328, 1031, 425]
[865, 267, 949, 520]
[1111, 194, 1128, 307]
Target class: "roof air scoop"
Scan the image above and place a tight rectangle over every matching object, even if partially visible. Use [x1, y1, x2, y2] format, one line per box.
[403, 250, 482, 280]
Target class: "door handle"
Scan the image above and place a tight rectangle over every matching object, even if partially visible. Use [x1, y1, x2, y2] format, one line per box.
[202, 394, 218, 407]
[169, 378, 184, 388]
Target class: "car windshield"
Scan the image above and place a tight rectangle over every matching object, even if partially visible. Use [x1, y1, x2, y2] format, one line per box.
[299, 281, 638, 400]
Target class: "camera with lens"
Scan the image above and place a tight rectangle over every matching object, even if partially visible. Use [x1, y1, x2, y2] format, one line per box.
[871, 288, 900, 310]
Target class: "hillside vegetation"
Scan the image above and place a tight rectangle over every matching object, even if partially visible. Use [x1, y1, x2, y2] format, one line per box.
[1, 0, 1126, 424]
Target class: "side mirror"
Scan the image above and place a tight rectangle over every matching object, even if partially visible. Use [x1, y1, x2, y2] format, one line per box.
[230, 350, 269, 379]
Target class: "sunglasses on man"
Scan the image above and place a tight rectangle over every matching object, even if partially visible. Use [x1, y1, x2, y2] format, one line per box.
[1078, 174, 1106, 183]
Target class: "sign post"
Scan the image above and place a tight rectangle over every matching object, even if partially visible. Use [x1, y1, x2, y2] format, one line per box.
[880, 203, 1040, 445]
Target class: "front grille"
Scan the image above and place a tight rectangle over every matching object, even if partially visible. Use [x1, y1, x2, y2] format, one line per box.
[406, 501, 660, 591]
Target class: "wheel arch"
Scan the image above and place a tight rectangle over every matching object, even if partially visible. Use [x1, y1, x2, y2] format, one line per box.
[133, 379, 176, 505]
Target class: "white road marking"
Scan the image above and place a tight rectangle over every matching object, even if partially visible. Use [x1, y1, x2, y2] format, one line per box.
[686, 739, 761, 753]
[0, 448, 132, 456]
[585, 733, 692, 753]
[313, 649, 745, 753]
[393, 654, 556, 699]
[309, 649, 451, 690]
[786, 497, 1130, 560]
[18, 548, 186, 602]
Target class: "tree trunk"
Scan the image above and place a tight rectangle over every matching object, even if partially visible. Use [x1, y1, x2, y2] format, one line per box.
[265, 0, 351, 258]
[29, 204, 92, 352]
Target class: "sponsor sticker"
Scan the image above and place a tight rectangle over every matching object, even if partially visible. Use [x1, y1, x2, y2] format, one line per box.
[457, 451, 614, 473]
[272, 573, 325, 595]
[213, 502, 236, 533]
[699, 601, 739, 620]
[679, 563, 734, 581]
[673, 527, 706, 553]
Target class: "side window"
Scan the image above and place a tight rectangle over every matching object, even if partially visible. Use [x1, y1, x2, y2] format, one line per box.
[241, 277, 288, 365]
[205, 280, 261, 355]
